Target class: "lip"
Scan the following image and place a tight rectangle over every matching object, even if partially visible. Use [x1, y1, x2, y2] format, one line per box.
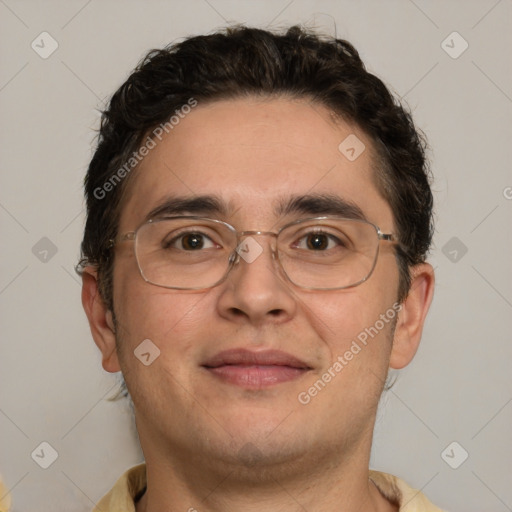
[202, 349, 312, 388]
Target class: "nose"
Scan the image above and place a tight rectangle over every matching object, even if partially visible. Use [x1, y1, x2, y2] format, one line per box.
[216, 233, 297, 326]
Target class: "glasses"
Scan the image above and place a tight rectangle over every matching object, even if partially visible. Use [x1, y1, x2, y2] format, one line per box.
[112, 216, 397, 291]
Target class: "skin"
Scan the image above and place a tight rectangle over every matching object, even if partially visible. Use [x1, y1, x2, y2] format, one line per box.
[82, 96, 434, 512]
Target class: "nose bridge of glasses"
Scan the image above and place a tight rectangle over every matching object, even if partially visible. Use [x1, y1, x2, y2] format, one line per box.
[236, 230, 278, 252]
[238, 229, 277, 236]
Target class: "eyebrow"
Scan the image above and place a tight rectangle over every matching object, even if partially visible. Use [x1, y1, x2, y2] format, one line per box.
[144, 193, 367, 223]
[144, 195, 229, 222]
[275, 193, 366, 221]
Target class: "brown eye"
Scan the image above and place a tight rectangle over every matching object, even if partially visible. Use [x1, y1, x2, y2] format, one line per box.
[306, 234, 329, 250]
[163, 232, 216, 250]
[294, 232, 344, 251]
[181, 233, 205, 250]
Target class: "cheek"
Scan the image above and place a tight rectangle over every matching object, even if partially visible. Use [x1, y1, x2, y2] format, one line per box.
[113, 284, 214, 413]
[294, 292, 397, 430]
[112, 259, 211, 358]
[303, 282, 398, 366]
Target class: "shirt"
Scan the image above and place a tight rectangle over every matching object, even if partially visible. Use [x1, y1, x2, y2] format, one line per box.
[93, 464, 446, 511]
[0, 477, 11, 512]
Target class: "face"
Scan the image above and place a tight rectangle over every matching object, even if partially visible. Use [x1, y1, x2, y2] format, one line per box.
[84, 96, 433, 474]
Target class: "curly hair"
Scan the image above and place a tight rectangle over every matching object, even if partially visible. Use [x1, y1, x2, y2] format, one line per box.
[78, 24, 434, 310]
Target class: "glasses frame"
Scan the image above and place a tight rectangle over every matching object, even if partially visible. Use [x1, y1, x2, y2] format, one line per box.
[111, 215, 398, 291]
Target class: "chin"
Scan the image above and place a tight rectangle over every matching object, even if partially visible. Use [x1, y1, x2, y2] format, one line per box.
[206, 432, 313, 480]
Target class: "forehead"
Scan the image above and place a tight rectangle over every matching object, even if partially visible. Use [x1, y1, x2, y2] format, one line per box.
[118, 97, 393, 231]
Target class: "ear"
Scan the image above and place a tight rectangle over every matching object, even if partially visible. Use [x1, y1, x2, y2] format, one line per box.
[389, 263, 435, 369]
[81, 267, 121, 373]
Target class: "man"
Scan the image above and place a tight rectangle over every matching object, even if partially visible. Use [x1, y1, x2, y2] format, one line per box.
[79, 25, 442, 511]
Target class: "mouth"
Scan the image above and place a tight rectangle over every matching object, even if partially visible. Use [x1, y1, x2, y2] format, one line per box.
[201, 348, 312, 388]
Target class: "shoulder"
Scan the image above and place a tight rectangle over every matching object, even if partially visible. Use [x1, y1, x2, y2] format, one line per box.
[93, 464, 147, 512]
[0, 475, 11, 512]
[369, 470, 447, 512]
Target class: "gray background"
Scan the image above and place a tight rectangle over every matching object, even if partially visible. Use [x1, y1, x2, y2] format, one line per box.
[1, 1, 511, 511]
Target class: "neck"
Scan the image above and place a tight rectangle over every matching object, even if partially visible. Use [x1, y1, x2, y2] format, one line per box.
[135, 435, 396, 512]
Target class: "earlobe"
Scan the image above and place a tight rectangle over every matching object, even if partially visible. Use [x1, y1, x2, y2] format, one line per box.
[389, 263, 435, 369]
[81, 267, 121, 373]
